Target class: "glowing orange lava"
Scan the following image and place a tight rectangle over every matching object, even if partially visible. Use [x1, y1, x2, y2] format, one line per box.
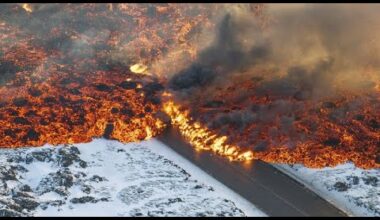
[0, 3, 378, 169]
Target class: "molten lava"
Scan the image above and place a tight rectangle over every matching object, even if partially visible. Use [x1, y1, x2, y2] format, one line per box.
[163, 101, 254, 161]
[0, 4, 378, 169]
[130, 63, 149, 75]
[0, 68, 166, 147]
[182, 75, 380, 169]
[21, 4, 33, 13]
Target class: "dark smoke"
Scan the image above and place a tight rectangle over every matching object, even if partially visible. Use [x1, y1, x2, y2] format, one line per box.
[169, 13, 270, 91]
[169, 4, 380, 100]
[256, 59, 336, 100]
[166, 5, 380, 155]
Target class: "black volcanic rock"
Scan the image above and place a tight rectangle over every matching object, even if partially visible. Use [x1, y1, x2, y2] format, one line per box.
[119, 81, 137, 90]
[23, 129, 40, 142]
[333, 182, 349, 192]
[57, 146, 83, 168]
[19, 185, 32, 193]
[13, 117, 31, 125]
[354, 114, 365, 121]
[103, 123, 114, 139]
[120, 108, 135, 117]
[368, 119, 379, 130]
[323, 138, 340, 147]
[43, 97, 57, 104]
[12, 98, 28, 107]
[293, 90, 312, 101]
[68, 88, 81, 95]
[346, 176, 360, 185]
[94, 83, 112, 92]
[90, 175, 106, 183]
[322, 102, 337, 109]
[203, 100, 224, 108]
[4, 129, 16, 139]
[169, 64, 216, 90]
[12, 197, 39, 211]
[375, 155, 380, 164]
[362, 176, 378, 187]
[143, 82, 164, 94]
[0, 167, 17, 181]
[253, 141, 268, 152]
[0, 209, 22, 217]
[70, 196, 97, 204]
[28, 88, 42, 97]
[36, 169, 74, 196]
[29, 151, 53, 163]
[0, 61, 20, 86]
[111, 107, 119, 114]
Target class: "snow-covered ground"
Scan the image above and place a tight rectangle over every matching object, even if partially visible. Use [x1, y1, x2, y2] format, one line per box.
[274, 163, 379, 217]
[0, 138, 265, 217]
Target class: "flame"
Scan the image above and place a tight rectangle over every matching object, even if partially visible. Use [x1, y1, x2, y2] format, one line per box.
[375, 83, 380, 92]
[162, 91, 173, 97]
[130, 63, 149, 75]
[145, 126, 153, 140]
[21, 4, 33, 13]
[163, 101, 254, 161]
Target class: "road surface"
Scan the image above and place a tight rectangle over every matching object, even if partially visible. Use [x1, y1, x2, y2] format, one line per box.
[157, 126, 347, 217]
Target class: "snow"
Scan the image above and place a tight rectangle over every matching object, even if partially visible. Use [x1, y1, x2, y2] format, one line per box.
[147, 139, 263, 217]
[274, 163, 379, 217]
[0, 138, 265, 217]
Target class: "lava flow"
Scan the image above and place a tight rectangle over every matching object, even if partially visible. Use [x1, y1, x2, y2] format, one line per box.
[179, 75, 379, 169]
[0, 3, 226, 148]
[163, 100, 254, 161]
[0, 4, 379, 169]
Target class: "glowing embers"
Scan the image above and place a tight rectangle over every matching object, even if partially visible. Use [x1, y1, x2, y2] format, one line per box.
[0, 70, 165, 148]
[130, 63, 148, 75]
[21, 4, 33, 13]
[163, 101, 254, 161]
[0, 3, 213, 148]
[162, 95, 378, 169]
[186, 78, 380, 169]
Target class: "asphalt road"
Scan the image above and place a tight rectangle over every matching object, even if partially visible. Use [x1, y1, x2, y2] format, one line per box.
[157, 126, 347, 217]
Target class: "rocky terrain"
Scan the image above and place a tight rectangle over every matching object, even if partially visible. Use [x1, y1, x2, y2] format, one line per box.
[0, 139, 264, 217]
[276, 163, 379, 217]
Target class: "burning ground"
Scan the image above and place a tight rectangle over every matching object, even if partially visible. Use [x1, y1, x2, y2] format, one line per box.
[166, 4, 380, 169]
[0, 3, 379, 169]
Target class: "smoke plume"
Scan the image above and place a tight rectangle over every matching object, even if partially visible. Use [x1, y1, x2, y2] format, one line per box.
[169, 4, 380, 101]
